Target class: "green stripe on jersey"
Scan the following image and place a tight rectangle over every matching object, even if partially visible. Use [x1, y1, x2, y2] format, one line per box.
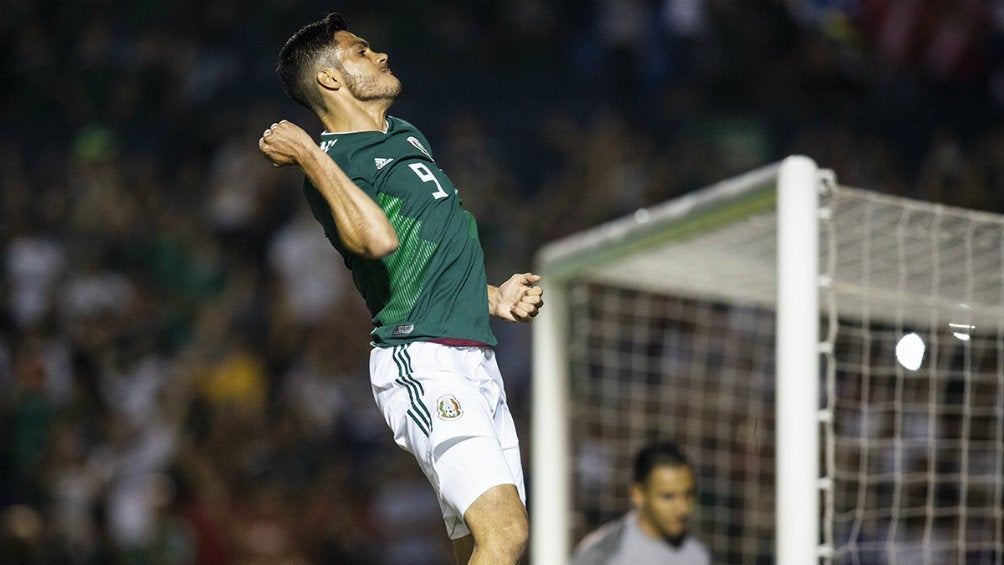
[378, 193, 436, 324]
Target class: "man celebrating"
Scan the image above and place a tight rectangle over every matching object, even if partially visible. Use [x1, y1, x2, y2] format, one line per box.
[258, 12, 542, 565]
[569, 442, 711, 565]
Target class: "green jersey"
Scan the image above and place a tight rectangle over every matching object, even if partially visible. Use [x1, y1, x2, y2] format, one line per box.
[302, 116, 496, 347]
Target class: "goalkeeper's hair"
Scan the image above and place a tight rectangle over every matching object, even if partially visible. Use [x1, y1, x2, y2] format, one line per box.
[633, 441, 691, 483]
[276, 12, 348, 111]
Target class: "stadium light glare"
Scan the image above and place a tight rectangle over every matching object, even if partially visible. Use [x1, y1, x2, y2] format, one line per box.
[948, 322, 974, 341]
[949, 303, 975, 341]
[895, 332, 925, 370]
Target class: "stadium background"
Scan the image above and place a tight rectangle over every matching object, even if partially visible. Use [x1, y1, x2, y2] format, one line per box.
[1, 1, 1002, 564]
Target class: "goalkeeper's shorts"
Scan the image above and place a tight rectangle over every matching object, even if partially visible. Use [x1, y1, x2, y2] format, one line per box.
[370, 341, 526, 539]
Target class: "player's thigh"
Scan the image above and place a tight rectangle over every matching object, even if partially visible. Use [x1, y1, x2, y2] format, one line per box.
[490, 389, 525, 500]
[431, 431, 518, 511]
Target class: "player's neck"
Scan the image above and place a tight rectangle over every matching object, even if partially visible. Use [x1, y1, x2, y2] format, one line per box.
[321, 100, 391, 134]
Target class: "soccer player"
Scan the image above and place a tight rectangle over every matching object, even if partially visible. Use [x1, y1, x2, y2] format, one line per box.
[257, 12, 542, 565]
[568, 441, 710, 565]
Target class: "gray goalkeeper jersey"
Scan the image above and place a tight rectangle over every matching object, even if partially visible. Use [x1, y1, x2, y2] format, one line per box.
[568, 512, 710, 565]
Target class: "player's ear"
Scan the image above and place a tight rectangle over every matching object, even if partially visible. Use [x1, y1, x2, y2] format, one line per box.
[629, 482, 645, 510]
[317, 68, 340, 91]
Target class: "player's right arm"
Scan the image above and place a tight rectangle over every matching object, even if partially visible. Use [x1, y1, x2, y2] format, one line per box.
[259, 120, 398, 259]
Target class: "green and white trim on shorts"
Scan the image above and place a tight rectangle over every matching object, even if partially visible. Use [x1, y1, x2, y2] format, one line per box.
[370, 341, 526, 539]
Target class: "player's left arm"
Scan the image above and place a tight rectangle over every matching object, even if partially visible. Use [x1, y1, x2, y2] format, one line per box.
[489, 273, 543, 322]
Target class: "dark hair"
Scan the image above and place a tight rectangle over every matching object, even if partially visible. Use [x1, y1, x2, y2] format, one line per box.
[276, 12, 348, 110]
[632, 441, 690, 483]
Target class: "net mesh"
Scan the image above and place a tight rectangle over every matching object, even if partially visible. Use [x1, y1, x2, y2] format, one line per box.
[822, 187, 1004, 565]
[560, 182, 1004, 565]
[568, 285, 777, 564]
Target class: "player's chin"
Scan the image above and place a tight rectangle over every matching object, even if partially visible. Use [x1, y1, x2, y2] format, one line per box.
[662, 530, 688, 547]
[659, 522, 689, 544]
[387, 79, 403, 98]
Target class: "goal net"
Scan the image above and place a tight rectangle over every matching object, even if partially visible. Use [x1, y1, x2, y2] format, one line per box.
[530, 156, 1004, 565]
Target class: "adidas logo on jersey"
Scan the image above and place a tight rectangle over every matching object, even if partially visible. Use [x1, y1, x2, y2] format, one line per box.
[374, 158, 394, 169]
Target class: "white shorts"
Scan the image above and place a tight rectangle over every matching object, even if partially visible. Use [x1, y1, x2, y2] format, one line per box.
[370, 341, 525, 539]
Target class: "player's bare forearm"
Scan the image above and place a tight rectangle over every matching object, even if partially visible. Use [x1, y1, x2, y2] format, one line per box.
[296, 146, 398, 258]
[489, 273, 543, 322]
[259, 120, 398, 259]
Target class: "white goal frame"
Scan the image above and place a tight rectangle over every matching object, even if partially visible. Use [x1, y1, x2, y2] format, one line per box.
[530, 155, 824, 565]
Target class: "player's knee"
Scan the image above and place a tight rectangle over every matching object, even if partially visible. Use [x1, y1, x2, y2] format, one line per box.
[466, 484, 528, 558]
[502, 512, 529, 554]
[479, 514, 528, 561]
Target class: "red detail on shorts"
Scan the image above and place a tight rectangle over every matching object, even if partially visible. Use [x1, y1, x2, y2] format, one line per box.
[428, 337, 490, 348]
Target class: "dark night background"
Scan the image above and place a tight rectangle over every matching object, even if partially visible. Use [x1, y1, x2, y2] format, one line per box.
[2, 1, 1002, 564]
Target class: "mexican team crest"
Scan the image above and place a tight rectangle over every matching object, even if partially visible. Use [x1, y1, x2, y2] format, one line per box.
[407, 136, 433, 160]
[436, 395, 463, 420]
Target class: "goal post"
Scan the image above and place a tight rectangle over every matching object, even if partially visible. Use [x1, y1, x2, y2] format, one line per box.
[775, 156, 822, 565]
[529, 155, 1004, 565]
[531, 156, 823, 565]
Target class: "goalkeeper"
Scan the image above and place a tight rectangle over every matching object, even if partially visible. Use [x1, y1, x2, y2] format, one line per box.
[568, 441, 710, 565]
[258, 12, 542, 565]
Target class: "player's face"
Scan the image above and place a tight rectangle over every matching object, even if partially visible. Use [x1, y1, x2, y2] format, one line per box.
[332, 30, 401, 102]
[630, 464, 697, 545]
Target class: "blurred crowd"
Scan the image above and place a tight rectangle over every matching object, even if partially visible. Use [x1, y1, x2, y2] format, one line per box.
[2, 1, 1003, 564]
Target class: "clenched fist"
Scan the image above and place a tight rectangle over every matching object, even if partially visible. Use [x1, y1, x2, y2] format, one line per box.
[492, 273, 544, 323]
[258, 120, 314, 167]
